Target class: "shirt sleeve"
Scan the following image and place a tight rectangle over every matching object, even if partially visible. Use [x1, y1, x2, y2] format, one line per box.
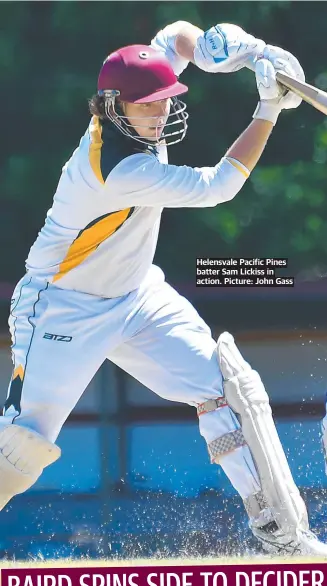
[104, 152, 250, 209]
[150, 22, 190, 77]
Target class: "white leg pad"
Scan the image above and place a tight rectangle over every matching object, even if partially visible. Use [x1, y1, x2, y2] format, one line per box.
[0, 424, 61, 510]
[217, 332, 308, 536]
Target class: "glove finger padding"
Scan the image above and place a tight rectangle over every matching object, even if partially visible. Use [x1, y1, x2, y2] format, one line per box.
[255, 58, 283, 101]
[263, 44, 305, 109]
[263, 45, 305, 81]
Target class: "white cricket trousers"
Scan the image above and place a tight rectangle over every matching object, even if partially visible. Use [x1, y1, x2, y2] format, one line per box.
[3, 265, 260, 500]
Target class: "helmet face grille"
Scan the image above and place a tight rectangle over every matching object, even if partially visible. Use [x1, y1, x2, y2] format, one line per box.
[104, 96, 189, 148]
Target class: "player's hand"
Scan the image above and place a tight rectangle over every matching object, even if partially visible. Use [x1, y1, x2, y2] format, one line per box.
[255, 58, 284, 101]
[193, 23, 266, 74]
[256, 55, 304, 110]
[253, 56, 303, 125]
[261, 44, 305, 109]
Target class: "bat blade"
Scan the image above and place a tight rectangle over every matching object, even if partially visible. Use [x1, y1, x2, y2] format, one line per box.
[276, 71, 327, 116]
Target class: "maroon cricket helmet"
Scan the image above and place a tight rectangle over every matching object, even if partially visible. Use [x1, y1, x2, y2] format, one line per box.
[97, 44, 188, 103]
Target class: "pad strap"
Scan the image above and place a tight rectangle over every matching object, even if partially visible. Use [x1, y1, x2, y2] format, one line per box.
[197, 396, 227, 416]
[208, 428, 246, 463]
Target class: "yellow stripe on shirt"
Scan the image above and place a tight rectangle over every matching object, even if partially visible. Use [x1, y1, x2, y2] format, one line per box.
[53, 209, 132, 282]
[226, 157, 250, 179]
[89, 116, 104, 184]
[13, 365, 24, 381]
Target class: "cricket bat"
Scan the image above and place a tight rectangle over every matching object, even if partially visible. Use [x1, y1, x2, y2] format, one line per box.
[276, 71, 327, 116]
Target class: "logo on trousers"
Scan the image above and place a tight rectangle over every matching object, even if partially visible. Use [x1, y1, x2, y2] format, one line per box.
[43, 333, 73, 342]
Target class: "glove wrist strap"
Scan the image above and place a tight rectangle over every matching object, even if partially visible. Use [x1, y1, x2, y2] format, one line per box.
[253, 100, 281, 125]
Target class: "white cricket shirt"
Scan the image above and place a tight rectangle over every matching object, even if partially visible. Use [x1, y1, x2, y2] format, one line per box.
[26, 114, 249, 298]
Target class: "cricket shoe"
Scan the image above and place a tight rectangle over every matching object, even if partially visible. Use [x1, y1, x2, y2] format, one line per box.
[252, 521, 327, 556]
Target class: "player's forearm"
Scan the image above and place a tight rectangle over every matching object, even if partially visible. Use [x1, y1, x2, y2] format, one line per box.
[225, 119, 274, 172]
[174, 22, 203, 63]
[167, 23, 275, 174]
[150, 21, 202, 77]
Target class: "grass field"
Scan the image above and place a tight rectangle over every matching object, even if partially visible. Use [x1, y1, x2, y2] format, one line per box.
[0, 557, 325, 568]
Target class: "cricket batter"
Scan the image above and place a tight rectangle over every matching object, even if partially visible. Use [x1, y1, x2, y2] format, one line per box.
[2, 21, 326, 555]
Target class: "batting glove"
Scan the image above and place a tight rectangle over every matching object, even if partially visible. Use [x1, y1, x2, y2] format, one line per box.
[261, 44, 305, 109]
[193, 23, 266, 74]
[253, 55, 303, 125]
